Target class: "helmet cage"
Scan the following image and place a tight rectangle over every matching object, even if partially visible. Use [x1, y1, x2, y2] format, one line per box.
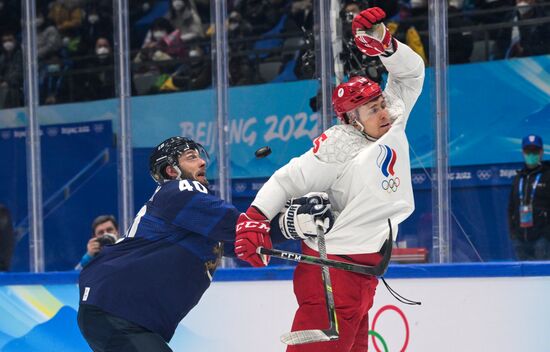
[149, 136, 209, 184]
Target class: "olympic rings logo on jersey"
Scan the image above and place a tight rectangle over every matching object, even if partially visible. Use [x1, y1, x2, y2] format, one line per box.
[369, 305, 410, 352]
[377, 144, 400, 193]
[381, 177, 400, 192]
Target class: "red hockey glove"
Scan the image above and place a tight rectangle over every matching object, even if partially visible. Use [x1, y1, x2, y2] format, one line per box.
[235, 207, 272, 267]
[352, 7, 396, 56]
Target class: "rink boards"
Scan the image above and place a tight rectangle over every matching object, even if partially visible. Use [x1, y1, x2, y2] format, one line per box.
[0, 262, 549, 352]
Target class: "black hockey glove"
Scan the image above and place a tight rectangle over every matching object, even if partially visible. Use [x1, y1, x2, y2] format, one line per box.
[279, 192, 334, 240]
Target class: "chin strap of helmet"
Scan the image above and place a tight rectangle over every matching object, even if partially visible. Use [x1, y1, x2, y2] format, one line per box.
[350, 114, 378, 142]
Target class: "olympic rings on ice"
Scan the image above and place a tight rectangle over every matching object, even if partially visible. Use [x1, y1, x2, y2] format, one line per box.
[370, 305, 410, 352]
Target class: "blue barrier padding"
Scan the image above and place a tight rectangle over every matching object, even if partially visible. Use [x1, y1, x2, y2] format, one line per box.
[1, 262, 550, 285]
[0, 271, 80, 285]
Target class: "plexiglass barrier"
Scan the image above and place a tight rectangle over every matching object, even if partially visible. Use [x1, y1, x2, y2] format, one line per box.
[1, 0, 550, 271]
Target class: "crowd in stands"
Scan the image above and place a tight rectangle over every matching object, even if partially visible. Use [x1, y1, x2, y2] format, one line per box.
[0, 0, 549, 108]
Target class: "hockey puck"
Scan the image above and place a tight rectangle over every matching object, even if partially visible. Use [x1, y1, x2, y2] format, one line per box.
[255, 146, 272, 158]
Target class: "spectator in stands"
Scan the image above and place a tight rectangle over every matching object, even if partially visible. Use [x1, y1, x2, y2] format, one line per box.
[134, 17, 186, 94]
[0, 31, 23, 109]
[39, 52, 71, 104]
[36, 7, 62, 61]
[0, 204, 14, 271]
[500, 0, 550, 58]
[387, 0, 428, 64]
[48, 0, 84, 34]
[136, 17, 183, 63]
[165, 0, 204, 43]
[75, 215, 120, 270]
[80, 2, 113, 50]
[448, 0, 474, 64]
[48, 0, 85, 60]
[160, 45, 211, 92]
[236, 0, 285, 34]
[508, 134, 550, 260]
[81, 37, 115, 101]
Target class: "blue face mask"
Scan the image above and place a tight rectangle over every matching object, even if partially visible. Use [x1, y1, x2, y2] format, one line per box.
[524, 153, 541, 168]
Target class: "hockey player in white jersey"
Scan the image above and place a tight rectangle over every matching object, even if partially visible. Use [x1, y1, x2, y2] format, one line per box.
[234, 6, 425, 352]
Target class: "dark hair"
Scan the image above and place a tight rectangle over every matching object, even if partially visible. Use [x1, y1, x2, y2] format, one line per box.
[151, 17, 174, 33]
[91, 214, 118, 235]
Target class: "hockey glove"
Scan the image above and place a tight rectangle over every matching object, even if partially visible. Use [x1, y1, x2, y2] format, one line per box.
[235, 206, 273, 267]
[279, 192, 334, 240]
[352, 7, 396, 57]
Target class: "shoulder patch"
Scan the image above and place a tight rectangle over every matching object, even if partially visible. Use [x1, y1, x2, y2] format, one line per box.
[314, 125, 370, 163]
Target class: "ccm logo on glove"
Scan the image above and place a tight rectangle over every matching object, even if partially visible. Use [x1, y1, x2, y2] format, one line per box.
[236, 221, 270, 232]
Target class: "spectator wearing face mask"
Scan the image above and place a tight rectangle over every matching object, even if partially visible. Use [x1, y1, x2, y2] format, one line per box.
[0, 31, 23, 109]
[166, 0, 204, 43]
[81, 3, 113, 50]
[80, 37, 115, 101]
[508, 134, 550, 260]
[138, 17, 175, 56]
[39, 52, 71, 105]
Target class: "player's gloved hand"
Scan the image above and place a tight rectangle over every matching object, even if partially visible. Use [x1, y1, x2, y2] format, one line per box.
[352, 7, 396, 56]
[235, 207, 272, 267]
[279, 192, 334, 240]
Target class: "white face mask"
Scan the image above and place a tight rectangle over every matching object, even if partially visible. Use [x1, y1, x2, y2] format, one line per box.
[189, 49, 200, 58]
[36, 17, 44, 27]
[410, 0, 427, 9]
[88, 14, 99, 24]
[449, 0, 464, 9]
[516, 1, 531, 16]
[2, 41, 15, 51]
[172, 0, 184, 11]
[96, 46, 110, 56]
[228, 22, 239, 31]
[62, 36, 70, 46]
[48, 64, 61, 73]
[153, 30, 166, 40]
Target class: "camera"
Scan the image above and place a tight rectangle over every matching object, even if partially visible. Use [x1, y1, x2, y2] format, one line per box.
[96, 233, 117, 247]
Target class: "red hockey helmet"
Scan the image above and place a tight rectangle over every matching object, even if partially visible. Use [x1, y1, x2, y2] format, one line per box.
[332, 76, 382, 123]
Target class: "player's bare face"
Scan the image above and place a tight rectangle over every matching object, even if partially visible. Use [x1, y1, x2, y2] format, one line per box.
[356, 96, 391, 139]
[178, 149, 208, 186]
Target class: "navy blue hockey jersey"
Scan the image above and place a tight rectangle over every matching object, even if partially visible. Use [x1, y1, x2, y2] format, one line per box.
[79, 179, 240, 342]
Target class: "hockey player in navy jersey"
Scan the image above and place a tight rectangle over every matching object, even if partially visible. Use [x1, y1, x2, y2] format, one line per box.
[77, 136, 334, 352]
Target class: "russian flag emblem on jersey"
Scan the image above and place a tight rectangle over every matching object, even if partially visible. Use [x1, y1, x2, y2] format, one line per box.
[377, 145, 400, 192]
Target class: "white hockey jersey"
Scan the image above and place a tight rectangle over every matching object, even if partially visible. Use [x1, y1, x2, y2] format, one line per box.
[253, 41, 425, 254]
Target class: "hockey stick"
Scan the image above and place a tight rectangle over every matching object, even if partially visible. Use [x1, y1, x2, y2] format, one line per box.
[280, 219, 339, 345]
[257, 219, 393, 277]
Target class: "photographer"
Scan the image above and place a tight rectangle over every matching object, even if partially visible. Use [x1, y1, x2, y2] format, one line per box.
[75, 215, 119, 270]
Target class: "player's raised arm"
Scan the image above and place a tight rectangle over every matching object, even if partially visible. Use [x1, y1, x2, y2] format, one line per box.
[352, 7, 425, 121]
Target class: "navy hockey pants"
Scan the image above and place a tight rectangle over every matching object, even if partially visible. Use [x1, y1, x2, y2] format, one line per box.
[78, 304, 173, 352]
